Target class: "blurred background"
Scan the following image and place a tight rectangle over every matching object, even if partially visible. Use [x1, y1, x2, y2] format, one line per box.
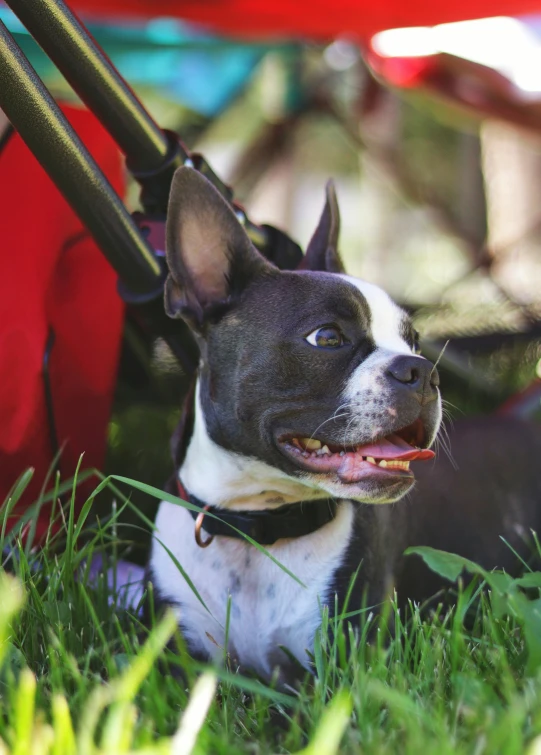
[2, 3, 541, 558]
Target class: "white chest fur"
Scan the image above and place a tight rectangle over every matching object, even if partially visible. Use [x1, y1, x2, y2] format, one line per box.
[150, 500, 354, 679]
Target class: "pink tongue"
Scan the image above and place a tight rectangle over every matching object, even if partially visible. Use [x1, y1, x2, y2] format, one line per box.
[356, 434, 435, 461]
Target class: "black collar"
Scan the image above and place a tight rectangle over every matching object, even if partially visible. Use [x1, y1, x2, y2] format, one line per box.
[177, 478, 339, 546]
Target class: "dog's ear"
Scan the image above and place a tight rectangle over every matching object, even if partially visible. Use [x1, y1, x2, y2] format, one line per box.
[165, 166, 271, 325]
[301, 180, 344, 274]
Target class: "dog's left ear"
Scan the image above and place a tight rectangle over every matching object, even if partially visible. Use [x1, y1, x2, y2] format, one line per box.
[300, 180, 344, 274]
[164, 166, 272, 327]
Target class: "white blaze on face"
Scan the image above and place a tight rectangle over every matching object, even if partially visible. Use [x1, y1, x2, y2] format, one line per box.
[339, 275, 424, 434]
[339, 276, 412, 355]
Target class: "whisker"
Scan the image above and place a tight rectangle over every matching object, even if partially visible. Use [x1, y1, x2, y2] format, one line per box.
[309, 412, 350, 440]
[341, 414, 360, 449]
[441, 398, 462, 411]
[430, 339, 450, 379]
[308, 402, 356, 441]
[435, 423, 458, 470]
[441, 410, 455, 431]
[441, 398, 463, 419]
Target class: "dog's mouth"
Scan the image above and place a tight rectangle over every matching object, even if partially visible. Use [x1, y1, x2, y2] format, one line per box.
[277, 419, 434, 484]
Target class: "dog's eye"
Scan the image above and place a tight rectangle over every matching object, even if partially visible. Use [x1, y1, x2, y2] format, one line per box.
[306, 326, 345, 349]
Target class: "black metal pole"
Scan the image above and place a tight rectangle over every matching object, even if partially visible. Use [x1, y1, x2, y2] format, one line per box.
[3, 0, 187, 213]
[2, 0, 277, 242]
[0, 20, 162, 295]
[2, 0, 184, 176]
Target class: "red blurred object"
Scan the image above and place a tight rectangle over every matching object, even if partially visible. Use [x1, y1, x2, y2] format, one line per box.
[497, 379, 541, 418]
[0, 104, 125, 539]
[366, 46, 541, 132]
[69, 0, 541, 38]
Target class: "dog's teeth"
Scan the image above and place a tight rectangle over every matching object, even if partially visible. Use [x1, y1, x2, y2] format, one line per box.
[375, 459, 411, 470]
[339, 451, 345, 457]
[366, 456, 376, 465]
[303, 438, 322, 451]
[320, 445, 331, 455]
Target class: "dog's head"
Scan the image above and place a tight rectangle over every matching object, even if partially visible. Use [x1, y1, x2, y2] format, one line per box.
[165, 167, 441, 504]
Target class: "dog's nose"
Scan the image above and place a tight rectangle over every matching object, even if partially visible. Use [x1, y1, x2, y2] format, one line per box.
[386, 356, 439, 403]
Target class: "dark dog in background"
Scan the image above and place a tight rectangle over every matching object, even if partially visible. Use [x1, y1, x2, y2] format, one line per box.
[147, 166, 541, 682]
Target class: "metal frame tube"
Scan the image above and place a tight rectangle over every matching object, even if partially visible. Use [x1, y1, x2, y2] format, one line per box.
[2, 0, 278, 241]
[0, 20, 162, 294]
[3, 0, 186, 175]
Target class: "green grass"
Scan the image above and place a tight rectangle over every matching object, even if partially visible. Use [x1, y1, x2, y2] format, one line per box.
[2, 468, 541, 755]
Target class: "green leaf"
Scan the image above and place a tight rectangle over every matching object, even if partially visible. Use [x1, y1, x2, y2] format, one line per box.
[404, 546, 484, 582]
[514, 573, 541, 590]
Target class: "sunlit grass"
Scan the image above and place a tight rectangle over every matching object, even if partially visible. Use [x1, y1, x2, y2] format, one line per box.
[1, 466, 541, 754]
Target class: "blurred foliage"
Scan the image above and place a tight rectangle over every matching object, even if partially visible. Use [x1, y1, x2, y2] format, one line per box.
[294, 116, 361, 177]
[435, 340, 541, 417]
[401, 97, 465, 211]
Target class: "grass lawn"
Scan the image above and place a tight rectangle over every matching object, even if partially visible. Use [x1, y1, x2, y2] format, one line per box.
[1, 468, 541, 755]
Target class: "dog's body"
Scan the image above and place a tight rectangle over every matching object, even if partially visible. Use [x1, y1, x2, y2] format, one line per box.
[148, 167, 541, 681]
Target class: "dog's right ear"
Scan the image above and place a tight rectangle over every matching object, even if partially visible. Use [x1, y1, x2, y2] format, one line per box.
[300, 180, 344, 274]
[164, 167, 271, 327]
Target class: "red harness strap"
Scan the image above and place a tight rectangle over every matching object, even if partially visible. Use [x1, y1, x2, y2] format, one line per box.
[176, 477, 189, 501]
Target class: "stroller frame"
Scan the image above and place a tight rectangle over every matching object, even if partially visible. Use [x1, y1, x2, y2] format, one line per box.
[0, 0, 302, 374]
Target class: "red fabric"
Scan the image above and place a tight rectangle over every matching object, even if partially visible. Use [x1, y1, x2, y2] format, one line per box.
[0, 104, 125, 539]
[366, 47, 541, 132]
[73, 0, 541, 39]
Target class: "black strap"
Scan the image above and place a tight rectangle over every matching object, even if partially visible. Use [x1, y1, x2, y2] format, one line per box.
[187, 493, 339, 546]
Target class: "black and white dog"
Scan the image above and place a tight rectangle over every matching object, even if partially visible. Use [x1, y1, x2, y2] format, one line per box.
[148, 167, 541, 682]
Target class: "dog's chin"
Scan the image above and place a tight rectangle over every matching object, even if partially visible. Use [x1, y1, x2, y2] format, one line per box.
[304, 472, 415, 504]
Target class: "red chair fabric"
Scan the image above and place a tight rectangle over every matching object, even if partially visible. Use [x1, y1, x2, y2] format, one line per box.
[70, 0, 541, 39]
[0, 104, 125, 539]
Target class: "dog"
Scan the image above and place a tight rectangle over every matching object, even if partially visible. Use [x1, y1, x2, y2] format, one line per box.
[147, 166, 541, 683]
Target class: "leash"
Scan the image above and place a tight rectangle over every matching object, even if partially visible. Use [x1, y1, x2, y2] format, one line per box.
[176, 478, 338, 549]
